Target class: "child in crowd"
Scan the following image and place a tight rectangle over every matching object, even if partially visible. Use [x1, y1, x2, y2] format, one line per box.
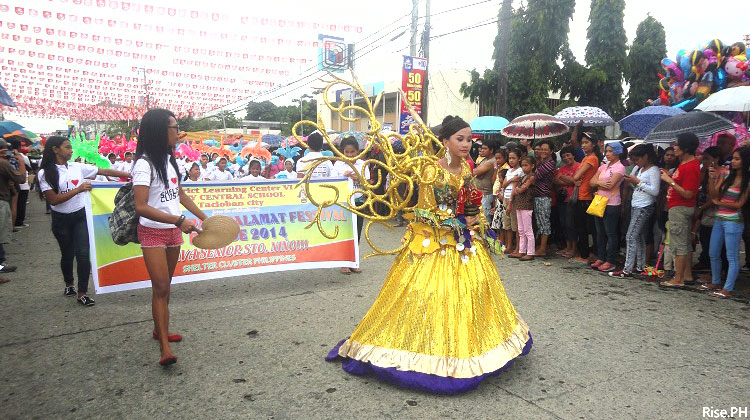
[333, 136, 369, 274]
[554, 146, 580, 258]
[510, 156, 536, 261]
[610, 144, 660, 278]
[490, 148, 509, 236]
[183, 162, 201, 183]
[242, 160, 266, 181]
[117, 151, 134, 174]
[209, 157, 234, 181]
[297, 132, 333, 178]
[275, 159, 297, 179]
[700, 146, 750, 298]
[38, 136, 131, 306]
[198, 154, 212, 180]
[501, 148, 523, 254]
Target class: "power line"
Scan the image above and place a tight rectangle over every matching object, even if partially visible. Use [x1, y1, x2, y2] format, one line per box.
[205, 8, 415, 117]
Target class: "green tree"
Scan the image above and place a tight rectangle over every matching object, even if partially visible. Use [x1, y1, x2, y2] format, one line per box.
[459, 69, 498, 116]
[245, 101, 279, 121]
[580, 0, 629, 119]
[505, 0, 577, 118]
[103, 120, 134, 138]
[625, 15, 666, 113]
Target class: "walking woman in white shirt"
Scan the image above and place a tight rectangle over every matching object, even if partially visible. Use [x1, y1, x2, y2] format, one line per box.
[132, 109, 207, 366]
[38, 136, 132, 306]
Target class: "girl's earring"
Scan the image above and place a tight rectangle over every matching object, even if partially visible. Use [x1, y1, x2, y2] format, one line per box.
[445, 149, 452, 165]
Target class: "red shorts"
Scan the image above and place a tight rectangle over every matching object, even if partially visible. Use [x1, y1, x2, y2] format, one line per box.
[137, 224, 184, 248]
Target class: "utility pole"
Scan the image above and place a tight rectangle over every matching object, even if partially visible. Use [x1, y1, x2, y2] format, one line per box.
[495, 0, 512, 117]
[421, 0, 430, 124]
[410, 0, 419, 56]
[135, 67, 151, 109]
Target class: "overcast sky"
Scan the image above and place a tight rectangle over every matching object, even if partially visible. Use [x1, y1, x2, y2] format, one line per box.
[3, 0, 750, 132]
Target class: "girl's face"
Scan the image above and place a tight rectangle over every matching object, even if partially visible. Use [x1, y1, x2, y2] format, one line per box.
[343, 144, 359, 158]
[167, 116, 179, 147]
[211, 153, 219, 161]
[664, 150, 676, 164]
[218, 159, 227, 170]
[702, 154, 717, 169]
[200, 155, 208, 165]
[508, 152, 520, 168]
[581, 138, 594, 153]
[188, 165, 200, 180]
[521, 160, 533, 174]
[479, 144, 491, 157]
[443, 127, 472, 159]
[54, 140, 74, 162]
[285, 160, 294, 171]
[605, 146, 619, 163]
[631, 155, 645, 168]
[495, 151, 506, 166]
[731, 151, 742, 170]
[250, 163, 262, 176]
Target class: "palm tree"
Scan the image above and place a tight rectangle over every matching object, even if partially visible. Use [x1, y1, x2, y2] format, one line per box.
[459, 69, 498, 116]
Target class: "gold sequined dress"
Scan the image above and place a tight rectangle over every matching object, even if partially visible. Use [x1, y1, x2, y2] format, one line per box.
[326, 163, 532, 394]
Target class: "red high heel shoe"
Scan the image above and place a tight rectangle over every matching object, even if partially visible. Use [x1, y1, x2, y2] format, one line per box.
[152, 331, 183, 342]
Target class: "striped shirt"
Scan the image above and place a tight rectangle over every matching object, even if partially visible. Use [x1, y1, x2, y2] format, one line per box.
[716, 183, 742, 222]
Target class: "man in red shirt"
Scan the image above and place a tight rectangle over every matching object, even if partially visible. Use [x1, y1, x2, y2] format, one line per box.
[659, 133, 701, 287]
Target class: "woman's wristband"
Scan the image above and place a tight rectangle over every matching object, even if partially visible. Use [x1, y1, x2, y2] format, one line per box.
[175, 215, 186, 227]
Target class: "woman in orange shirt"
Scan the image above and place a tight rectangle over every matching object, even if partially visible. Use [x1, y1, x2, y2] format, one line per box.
[570, 132, 601, 264]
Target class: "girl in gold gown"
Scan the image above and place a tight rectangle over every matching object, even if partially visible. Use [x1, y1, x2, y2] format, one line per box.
[325, 116, 532, 394]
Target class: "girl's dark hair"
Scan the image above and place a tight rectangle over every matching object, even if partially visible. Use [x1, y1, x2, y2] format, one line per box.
[482, 139, 498, 154]
[439, 115, 470, 140]
[521, 156, 536, 167]
[508, 147, 523, 159]
[629, 144, 657, 165]
[135, 108, 180, 186]
[340, 136, 359, 151]
[38, 136, 69, 198]
[248, 160, 262, 169]
[580, 135, 602, 162]
[702, 146, 721, 161]
[495, 147, 509, 161]
[720, 145, 750, 199]
[660, 146, 677, 169]
[560, 146, 575, 156]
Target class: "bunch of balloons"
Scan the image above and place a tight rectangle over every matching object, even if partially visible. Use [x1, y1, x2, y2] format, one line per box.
[70, 132, 111, 168]
[650, 40, 749, 110]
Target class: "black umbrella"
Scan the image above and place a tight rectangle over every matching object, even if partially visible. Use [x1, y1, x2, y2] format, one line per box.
[644, 110, 734, 143]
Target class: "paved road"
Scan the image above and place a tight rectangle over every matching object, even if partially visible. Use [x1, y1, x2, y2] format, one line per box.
[1, 199, 748, 420]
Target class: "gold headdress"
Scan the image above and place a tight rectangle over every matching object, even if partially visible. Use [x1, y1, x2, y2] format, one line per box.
[292, 71, 449, 258]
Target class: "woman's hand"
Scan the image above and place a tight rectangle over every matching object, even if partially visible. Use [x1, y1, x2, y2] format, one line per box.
[178, 218, 200, 234]
[76, 182, 93, 193]
[659, 168, 673, 184]
[708, 166, 718, 181]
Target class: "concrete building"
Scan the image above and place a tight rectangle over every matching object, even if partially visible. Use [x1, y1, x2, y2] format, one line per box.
[315, 68, 478, 132]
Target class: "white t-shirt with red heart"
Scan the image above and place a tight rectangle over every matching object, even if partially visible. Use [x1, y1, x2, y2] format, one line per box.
[38, 162, 99, 214]
[132, 157, 182, 229]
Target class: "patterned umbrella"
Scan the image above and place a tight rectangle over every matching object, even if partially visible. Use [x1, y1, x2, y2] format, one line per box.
[470, 116, 510, 134]
[501, 113, 569, 139]
[555, 106, 614, 126]
[644, 111, 735, 143]
[334, 131, 368, 148]
[698, 123, 750, 152]
[618, 106, 686, 139]
[261, 134, 285, 147]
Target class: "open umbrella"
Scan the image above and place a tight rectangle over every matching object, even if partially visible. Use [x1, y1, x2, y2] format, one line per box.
[21, 129, 38, 139]
[501, 113, 568, 139]
[695, 86, 750, 112]
[261, 134, 285, 147]
[334, 131, 368, 148]
[0, 82, 16, 107]
[470, 116, 510, 134]
[618, 106, 686, 139]
[644, 111, 734, 143]
[699, 123, 750, 152]
[555, 106, 614, 126]
[0, 121, 24, 135]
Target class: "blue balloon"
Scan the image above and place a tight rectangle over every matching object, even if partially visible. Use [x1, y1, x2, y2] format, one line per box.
[714, 68, 727, 91]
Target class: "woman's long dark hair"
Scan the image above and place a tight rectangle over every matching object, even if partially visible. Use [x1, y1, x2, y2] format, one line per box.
[135, 108, 180, 186]
[38, 136, 69, 198]
[719, 145, 750, 200]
